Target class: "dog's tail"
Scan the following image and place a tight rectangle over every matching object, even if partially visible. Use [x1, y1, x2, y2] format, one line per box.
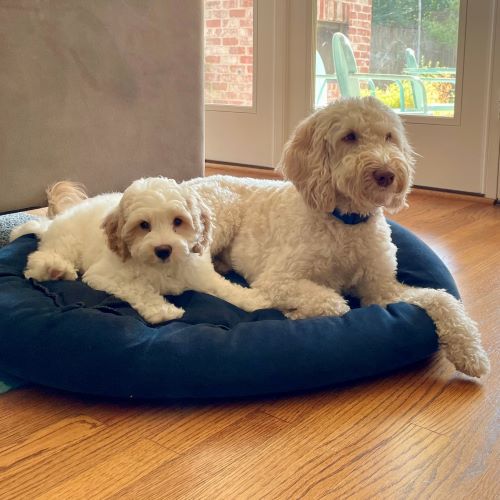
[9, 218, 52, 242]
[46, 180, 88, 218]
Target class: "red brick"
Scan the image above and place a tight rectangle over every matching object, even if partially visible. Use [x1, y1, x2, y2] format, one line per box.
[211, 82, 228, 90]
[229, 46, 245, 54]
[239, 55, 252, 64]
[206, 19, 221, 28]
[240, 0, 253, 7]
[222, 37, 239, 45]
[229, 9, 246, 17]
[205, 55, 220, 63]
[205, 37, 221, 45]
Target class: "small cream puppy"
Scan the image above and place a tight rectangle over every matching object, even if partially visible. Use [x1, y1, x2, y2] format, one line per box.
[11, 177, 270, 323]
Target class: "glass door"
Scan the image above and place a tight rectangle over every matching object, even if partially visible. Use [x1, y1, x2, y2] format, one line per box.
[204, 0, 284, 167]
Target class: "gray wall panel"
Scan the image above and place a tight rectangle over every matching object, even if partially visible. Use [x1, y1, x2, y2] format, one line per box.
[0, 0, 204, 212]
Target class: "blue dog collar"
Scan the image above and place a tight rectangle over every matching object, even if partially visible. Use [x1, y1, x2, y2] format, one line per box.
[331, 208, 370, 225]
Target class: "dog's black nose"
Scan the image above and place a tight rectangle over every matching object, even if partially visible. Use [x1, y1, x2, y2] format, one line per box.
[373, 170, 395, 187]
[154, 245, 172, 261]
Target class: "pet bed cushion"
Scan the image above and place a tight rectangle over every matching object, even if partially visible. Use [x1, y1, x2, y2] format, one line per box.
[0, 222, 457, 399]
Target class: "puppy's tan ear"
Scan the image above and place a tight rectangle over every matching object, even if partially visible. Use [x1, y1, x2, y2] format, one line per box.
[193, 203, 214, 255]
[101, 207, 130, 261]
[185, 190, 214, 255]
[277, 111, 336, 212]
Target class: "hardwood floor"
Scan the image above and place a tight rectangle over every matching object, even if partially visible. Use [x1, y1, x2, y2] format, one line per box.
[1, 166, 499, 499]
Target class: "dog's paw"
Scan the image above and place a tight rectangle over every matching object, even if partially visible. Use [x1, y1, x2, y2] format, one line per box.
[143, 304, 185, 324]
[235, 292, 273, 312]
[444, 343, 491, 378]
[284, 299, 350, 320]
[284, 309, 308, 320]
[25, 252, 78, 281]
[322, 299, 351, 317]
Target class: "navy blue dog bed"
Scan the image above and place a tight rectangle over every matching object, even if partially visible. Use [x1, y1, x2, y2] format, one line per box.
[0, 222, 457, 399]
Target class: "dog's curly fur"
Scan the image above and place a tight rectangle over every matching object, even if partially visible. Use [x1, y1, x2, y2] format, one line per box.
[185, 97, 489, 377]
[11, 177, 270, 324]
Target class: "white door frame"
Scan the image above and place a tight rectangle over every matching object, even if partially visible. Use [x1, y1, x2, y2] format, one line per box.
[485, 0, 500, 200]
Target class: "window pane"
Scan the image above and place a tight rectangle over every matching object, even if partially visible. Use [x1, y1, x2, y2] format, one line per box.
[204, 0, 254, 107]
[315, 0, 459, 116]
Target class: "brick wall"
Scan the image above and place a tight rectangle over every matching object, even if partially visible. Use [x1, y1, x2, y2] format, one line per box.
[204, 0, 253, 106]
[317, 0, 372, 72]
[346, 0, 372, 72]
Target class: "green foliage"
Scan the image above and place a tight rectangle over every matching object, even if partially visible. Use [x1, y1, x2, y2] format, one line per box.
[372, 0, 459, 48]
[422, 0, 459, 48]
[372, 0, 420, 28]
[360, 78, 454, 117]
[360, 81, 416, 109]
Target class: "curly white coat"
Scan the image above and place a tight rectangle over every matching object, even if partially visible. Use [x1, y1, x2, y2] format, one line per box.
[186, 97, 489, 377]
[11, 178, 270, 324]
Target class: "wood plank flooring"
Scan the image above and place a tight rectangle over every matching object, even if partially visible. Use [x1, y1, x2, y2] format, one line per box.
[1, 165, 499, 499]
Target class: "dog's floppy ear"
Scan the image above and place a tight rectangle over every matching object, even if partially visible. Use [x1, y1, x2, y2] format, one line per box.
[386, 122, 416, 214]
[277, 110, 337, 212]
[193, 203, 214, 255]
[101, 207, 130, 261]
[185, 190, 214, 255]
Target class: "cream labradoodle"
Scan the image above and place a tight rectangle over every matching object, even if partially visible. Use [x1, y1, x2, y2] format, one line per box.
[187, 97, 489, 377]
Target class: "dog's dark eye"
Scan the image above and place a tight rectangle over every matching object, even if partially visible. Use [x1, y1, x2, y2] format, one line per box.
[343, 132, 357, 142]
[139, 220, 150, 231]
[173, 218, 183, 227]
[386, 132, 393, 141]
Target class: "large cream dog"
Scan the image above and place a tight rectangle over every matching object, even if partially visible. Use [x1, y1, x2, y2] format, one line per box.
[186, 97, 489, 377]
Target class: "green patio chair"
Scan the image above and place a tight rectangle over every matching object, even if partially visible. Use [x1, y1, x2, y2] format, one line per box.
[404, 48, 456, 113]
[404, 48, 456, 77]
[331, 32, 428, 113]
